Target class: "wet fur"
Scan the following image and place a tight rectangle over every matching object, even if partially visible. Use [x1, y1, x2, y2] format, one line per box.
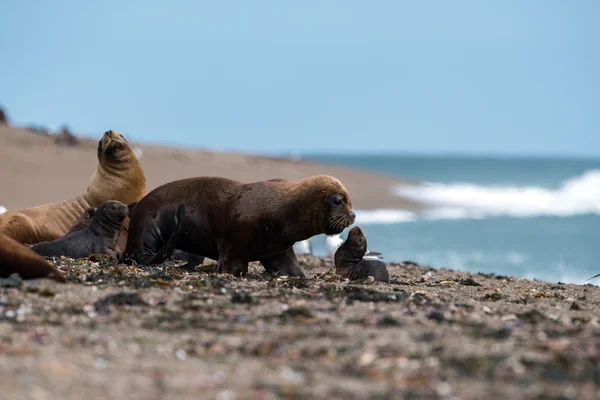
[334, 226, 389, 282]
[0, 131, 146, 244]
[123, 175, 355, 276]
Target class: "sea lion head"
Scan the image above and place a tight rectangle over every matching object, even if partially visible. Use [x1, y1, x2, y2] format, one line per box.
[97, 130, 135, 166]
[301, 175, 355, 235]
[93, 200, 130, 228]
[343, 226, 368, 258]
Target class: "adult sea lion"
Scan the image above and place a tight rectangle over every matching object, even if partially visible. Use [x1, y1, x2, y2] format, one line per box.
[31, 201, 129, 260]
[0, 234, 66, 282]
[334, 226, 389, 282]
[0, 130, 146, 244]
[122, 175, 356, 277]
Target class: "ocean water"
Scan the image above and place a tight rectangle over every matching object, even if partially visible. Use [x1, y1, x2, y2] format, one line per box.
[303, 155, 600, 285]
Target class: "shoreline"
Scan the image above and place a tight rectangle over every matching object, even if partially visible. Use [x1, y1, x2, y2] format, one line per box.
[0, 255, 598, 399]
[0, 125, 423, 211]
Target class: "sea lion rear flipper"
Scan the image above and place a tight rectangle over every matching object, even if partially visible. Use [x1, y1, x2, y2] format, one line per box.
[142, 204, 187, 266]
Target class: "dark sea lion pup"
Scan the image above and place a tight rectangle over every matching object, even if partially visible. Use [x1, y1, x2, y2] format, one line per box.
[334, 226, 389, 283]
[68, 201, 138, 255]
[0, 235, 66, 282]
[122, 175, 356, 277]
[70, 202, 204, 266]
[31, 201, 129, 260]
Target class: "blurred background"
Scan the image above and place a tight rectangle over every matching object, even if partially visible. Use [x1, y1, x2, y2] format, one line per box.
[1, 1, 598, 283]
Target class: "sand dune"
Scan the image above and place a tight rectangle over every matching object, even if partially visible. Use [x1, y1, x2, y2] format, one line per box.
[0, 126, 423, 211]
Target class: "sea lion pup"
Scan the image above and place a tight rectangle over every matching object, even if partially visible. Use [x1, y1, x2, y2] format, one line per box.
[0, 130, 146, 245]
[68, 202, 205, 266]
[122, 175, 356, 277]
[0, 235, 66, 282]
[334, 226, 389, 283]
[68, 202, 138, 255]
[31, 201, 129, 260]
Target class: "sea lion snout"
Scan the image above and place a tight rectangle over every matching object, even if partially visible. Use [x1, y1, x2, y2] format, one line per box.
[346, 226, 366, 250]
[349, 211, 356, 224]
[98, 201, 129, 224]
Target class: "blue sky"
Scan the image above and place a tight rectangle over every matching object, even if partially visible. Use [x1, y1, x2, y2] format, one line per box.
[0, 1, 598, 156]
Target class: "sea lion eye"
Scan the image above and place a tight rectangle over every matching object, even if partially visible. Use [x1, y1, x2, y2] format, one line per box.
[327, 194, 344, 206]
[86, 208, 97, 219]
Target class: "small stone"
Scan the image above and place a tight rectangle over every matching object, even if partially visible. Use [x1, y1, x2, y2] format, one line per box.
[359, 351, 376, 366]
[439, 280, 459, 286]
[460, 277, 481, 286]
[175, 349, 188, 360]
[94, 357, 108, 370]
[426, 308, 446, 322]
[231, 290, 254, 304]
[377, 314, 402, 326]
[216, 390, 235, 400]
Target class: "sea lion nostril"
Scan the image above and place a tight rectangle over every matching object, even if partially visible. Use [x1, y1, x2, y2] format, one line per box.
[349, 211, 356, 221]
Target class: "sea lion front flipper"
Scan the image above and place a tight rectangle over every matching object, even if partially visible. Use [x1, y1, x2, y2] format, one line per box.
[260, 247, 305, 277]
[172, 249, 205, 267]
[136, 204, 187, 266]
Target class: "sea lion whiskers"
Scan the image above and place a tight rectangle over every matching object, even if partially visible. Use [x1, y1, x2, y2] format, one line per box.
[329, 213, 354, 233]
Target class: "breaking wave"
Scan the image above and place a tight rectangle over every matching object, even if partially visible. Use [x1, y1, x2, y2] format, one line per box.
[356, 169, 600, 224]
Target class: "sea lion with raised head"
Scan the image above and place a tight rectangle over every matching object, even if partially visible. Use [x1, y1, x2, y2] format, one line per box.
[31, 200, 130, 260]
[122, 175, 355, 277]
[68, 201, 138, 255]
[334, 226, 389, 282]
[0, 130, 146, 245]
[0, 234, 66, 282]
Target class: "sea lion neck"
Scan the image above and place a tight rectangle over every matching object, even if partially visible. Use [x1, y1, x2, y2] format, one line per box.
[283, 183, 325, 240]
[83, 153, 146, 205]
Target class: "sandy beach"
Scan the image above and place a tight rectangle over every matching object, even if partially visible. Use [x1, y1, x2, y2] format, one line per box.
[0, 126, 423, 212]
[1, 125, 599, 399]
[0, 256, 599, 399]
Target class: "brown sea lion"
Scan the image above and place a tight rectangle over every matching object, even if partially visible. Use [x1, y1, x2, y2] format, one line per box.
[334, 226, 389, 283]
[122, 175, 355, 277]
[0, 130, 146, 244]
[31, 201, 129, 260]
[0, 234, 66, 282]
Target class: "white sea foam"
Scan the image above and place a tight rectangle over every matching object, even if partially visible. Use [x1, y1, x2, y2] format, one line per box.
[357, 169, 600, 224]
[354, 209, 417, 225]
[0, 205, 6, 215]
